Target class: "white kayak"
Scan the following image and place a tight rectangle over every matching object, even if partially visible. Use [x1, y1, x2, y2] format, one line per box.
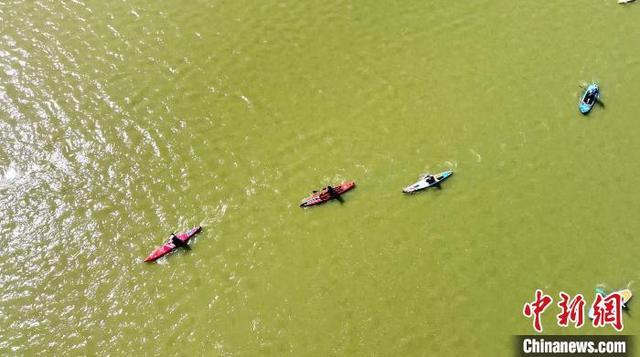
[402, 170, 453, 193]
[619, 0, 635, 4]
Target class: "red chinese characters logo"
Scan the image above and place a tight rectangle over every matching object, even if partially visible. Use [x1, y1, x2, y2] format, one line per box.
[557, 292, 585, 328]
[523, 290, 625, 332]
[590, 292, 624, 331]
[523, 289, 553, 332]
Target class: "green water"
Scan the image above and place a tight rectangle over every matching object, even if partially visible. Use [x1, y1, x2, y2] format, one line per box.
[2, 0, 640, 355]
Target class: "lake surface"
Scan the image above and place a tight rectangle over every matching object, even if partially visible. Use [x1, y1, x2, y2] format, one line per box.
[1, 0, 640, 355]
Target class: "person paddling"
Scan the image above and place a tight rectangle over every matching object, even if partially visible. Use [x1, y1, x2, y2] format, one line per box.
[326, 185, 339, 199]
[425, 175, 436, 185]
[425, 175, 442, 189]
[326, 185, 345, 203]
[170, 233, 188, 248]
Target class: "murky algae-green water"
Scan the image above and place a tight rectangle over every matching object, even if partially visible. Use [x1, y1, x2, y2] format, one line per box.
[2, 1, 640, 355]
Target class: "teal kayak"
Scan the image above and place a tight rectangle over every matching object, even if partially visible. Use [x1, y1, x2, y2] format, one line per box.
[402, 170, 453, 193]
[579, 83, 599, 115]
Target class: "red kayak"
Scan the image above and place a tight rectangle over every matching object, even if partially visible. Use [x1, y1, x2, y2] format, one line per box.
[299, 181, 356, 207]
[144, 226, 202, 262]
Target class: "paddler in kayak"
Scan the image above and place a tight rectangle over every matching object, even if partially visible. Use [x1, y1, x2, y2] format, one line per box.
[300, 181, 355, 207]
[326, 185, 344, 203]
[170, 233, 190, 249]
[312, 185, 343, 202]
[424, 174, 441, 189]
[326, 185, 338, 198]
[584, 88, 598, 106]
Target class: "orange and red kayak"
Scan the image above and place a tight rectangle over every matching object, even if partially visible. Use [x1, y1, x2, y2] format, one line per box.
[144, 226, 202, 262]
[299, 181, 356, 207]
